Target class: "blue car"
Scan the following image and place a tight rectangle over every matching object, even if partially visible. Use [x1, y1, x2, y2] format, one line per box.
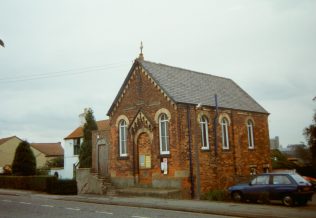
[228, 173, 314, 206]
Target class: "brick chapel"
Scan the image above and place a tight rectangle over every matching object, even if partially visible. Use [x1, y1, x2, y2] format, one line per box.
[101, 51, 270, 198]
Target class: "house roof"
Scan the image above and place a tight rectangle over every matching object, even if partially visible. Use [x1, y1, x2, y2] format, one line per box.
[30, 142, 64, 157]
[0, 136, 22, 145]
[64, 120, 110, 140]
[107, 59, 268, 115]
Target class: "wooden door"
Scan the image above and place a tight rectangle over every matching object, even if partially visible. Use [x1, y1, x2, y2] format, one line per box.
[98, 144, 108, 177]
[137, 133, 152, 186]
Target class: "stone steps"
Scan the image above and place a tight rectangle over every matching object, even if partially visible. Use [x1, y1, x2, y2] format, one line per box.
[94, 174, 181, 199]
[115, 187, 181, 199]
[97, 176, 117, 196]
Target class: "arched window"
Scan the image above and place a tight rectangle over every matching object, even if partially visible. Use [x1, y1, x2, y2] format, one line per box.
[200, 116, 209, 150]
[119, 120, 127, 156]
[159, 113, 169, 154]
[221, 118, 229, 149]
[247, 120, 255, 149]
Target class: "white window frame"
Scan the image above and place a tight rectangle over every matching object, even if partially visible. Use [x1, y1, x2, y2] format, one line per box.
[159, 113, 170, 155]
[119, 120, 127, 157]
[221, 118, 229, 149]
[200, 116, 209, 150]
[247, 120, 255, 149]
[73, 138, 81, 155]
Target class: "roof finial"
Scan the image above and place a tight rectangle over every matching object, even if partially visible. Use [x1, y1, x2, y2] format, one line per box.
[138, 41, 144, 60]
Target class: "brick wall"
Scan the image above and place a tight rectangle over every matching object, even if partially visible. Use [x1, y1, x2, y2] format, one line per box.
[108, 65, 182, 188]
[188, 107, 271, 194]
[107, 63, 270, 198]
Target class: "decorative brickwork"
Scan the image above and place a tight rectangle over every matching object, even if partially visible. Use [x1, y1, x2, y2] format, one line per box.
[106, 59, 270, 199]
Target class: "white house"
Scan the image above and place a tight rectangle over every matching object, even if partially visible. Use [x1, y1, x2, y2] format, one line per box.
[62, 110, 108, 179]
[63, 128, 82, 179]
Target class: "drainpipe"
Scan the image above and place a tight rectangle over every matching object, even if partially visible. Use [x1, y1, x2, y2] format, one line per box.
[132, 134, 137, 185]
[194, 107, 201, 199]
[213, 94, 219, 188]
[214, 94, 219, 156]
[231, 112, 238, 177]
[187, 105, 194, 199]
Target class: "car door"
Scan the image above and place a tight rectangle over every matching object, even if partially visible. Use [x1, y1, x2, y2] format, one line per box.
[244, 175, 270, 201]
[270, 175, 296, 200]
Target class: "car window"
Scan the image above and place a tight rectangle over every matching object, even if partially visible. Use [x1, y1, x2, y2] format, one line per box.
[273, 175, 292, 185]
[291, 174, 310, 185]
[251, 175, 269, 185]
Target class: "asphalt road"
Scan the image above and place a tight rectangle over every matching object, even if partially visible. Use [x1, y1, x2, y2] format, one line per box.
[0, 194, 240, 218]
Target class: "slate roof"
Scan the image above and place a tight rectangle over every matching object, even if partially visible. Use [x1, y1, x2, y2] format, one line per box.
[64, 120, 110, 140]
[30, 142, 64, 157]
[108, 59, 268, 115]
[143, 60, 268, 113]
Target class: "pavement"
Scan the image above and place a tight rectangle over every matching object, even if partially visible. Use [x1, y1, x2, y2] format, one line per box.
[0, 188, 315, 218]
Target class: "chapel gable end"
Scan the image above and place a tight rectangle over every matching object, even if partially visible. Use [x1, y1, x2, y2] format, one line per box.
[107, 61, 177, 119]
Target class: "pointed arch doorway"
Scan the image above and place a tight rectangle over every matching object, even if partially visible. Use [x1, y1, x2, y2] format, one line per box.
[136, 131, 153, 186]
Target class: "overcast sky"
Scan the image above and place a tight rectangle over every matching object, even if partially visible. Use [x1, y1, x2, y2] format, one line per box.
[0, 0, 315, 148]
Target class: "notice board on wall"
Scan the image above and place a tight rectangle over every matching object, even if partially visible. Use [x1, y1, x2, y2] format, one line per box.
[139, 155, 151, 169]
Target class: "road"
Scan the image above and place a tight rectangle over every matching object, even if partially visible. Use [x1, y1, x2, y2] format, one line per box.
[0, 194, 240, 218]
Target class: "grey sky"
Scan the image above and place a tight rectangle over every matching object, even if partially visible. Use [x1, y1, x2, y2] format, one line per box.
[0, 0, 315, 147]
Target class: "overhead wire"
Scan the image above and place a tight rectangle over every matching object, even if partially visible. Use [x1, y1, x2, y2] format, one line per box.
[0, 60, 132, 83]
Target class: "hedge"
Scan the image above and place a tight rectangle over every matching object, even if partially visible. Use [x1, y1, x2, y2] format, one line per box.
[47, 179, 77, 195]
[0, 176, 77, 195]
[0, 175, 54, 191]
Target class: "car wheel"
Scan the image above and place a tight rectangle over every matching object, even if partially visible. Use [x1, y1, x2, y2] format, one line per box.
[282, 195, 294, 207]
[232, 191, 243, 202]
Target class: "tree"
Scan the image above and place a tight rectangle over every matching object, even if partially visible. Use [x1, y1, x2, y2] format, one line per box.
[79, 108, 98, 168]
[292, 146, 312, 165]
[45, 156, 64, 168]
[304, 111, 316, 171]
[271, 149, 298, 169]
[12, 141, 36, 176]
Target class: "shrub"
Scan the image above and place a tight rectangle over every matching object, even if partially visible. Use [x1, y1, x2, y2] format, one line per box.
[36, 168, 49, 176]
[45, 157, 64, 168]
[201, 189, 230, 201]
[79, 108, 98, 168]
[12, 141, 36, 176]
[3, 165, 12, 175]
